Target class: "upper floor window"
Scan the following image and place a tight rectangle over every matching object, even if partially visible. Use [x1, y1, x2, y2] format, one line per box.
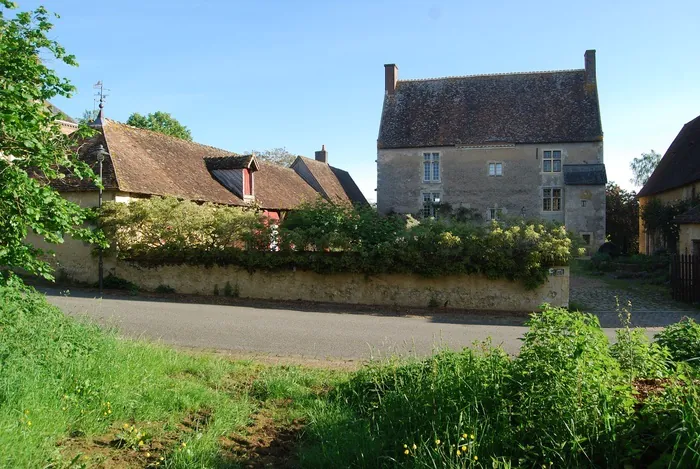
[423, 152, 440, 182]
[488, 208, 503, 220]
[422, 192, 440, 218]
[542, 150, 562, 172]
[488, 162, 503, 176]
[543, 187, 562, 211]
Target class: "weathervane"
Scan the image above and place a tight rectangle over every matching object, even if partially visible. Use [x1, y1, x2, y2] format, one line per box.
[90, 81, 109, 129]
[93, 80, 109, 112]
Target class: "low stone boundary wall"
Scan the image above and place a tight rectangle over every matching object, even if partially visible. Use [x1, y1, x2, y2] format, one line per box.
[35, 236, 569, 311]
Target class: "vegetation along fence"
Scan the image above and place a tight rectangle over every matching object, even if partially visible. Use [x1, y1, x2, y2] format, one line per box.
[671, 253, 700, 303]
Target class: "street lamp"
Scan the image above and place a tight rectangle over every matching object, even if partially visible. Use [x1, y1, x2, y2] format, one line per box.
[96, 145, 107, 296]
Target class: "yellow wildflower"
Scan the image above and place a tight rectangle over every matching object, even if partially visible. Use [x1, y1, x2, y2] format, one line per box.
[412, 444, 417, 450]
[470, 434, 475, 440]
[435, 439, 441, 445]
[462, 433, 467, 439]
[404, 449, 409, 455]
[474, 455, 478, 461]
[138, 440, 144, 446]
[461, 445, 467, 452]
[123, 423, 129, 429]
[403, 444, 407, 448]
[456, 450, 462, 456]
[27, 421, 32, 426]
[181, 442, 187, 448]
[146, 452, 151, 458]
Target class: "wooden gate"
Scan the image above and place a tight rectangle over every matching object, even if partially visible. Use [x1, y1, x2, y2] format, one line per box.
[671, 254, 700, 303]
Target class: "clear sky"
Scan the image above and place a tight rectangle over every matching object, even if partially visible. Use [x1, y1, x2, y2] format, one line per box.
[31, 0, 700, 202]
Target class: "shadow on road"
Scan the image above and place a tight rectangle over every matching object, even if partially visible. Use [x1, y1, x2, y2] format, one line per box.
[39, 284, 531, 327]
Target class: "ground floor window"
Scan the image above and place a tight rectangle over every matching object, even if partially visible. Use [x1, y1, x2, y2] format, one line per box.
[543, 187, 562, 211]
[422, 192, 441, 218]
[488, 208, 503, 220]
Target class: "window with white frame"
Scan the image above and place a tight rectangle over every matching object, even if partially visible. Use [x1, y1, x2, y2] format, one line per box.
[488, 208, 503, 220]
[542, 187, 562, 211]
[542, 150, 562, 172]
[423, 152, 440, 182]
[488, 162, 503, 176]
[422, 192, 441, 218]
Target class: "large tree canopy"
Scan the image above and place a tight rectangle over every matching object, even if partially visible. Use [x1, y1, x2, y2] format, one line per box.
[246, 147, 297, 167]
[630, 150, 662, 187]
[0, 1, 101, 283]
[606, 182, 639, 254]
[126, 111, 192, 141]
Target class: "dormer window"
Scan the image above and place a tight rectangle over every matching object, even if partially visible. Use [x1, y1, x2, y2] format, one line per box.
[205, 155, 259, 202]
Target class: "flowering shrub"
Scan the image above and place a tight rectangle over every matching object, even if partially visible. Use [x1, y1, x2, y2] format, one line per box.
[100, 197, 580, 288]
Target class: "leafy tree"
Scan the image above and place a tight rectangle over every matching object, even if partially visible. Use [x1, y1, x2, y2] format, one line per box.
[0, 1, 102, 283]
[246, 147, 297, 167]
[606, 182, 639, 254]
[126, 111, 192, 141]
[77, 108, 97, 125]
[630, 150, 662, 187]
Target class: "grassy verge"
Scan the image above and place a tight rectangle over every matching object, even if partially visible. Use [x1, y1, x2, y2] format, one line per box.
[0, 286, 347, 468]
[2, 286, 699, 468]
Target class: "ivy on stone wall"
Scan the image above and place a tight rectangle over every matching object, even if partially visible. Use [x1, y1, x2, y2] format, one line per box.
[100, 197, 581, 289]
[641, 197, 699, 253]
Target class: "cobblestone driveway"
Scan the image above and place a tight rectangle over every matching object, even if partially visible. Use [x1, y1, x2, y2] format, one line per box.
[570, 275, 700, 328]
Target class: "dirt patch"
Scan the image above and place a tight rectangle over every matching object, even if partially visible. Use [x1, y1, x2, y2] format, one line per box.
[219, 409, 304, 468]
[57, 409, 212, 468]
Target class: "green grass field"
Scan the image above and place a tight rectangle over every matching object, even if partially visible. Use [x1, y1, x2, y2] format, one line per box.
[2, 285, 699, 468]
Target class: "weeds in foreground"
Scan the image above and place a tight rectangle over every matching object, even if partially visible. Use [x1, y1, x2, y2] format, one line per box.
[2, 286, 699, 468]
[0, 285, 344, 468]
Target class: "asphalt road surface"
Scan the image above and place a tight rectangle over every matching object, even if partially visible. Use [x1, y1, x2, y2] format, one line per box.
[45, 289, 662, 361]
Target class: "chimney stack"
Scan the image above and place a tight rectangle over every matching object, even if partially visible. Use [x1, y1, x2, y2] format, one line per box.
[384, 63, 398, 95]
[315, 144, 328, 163]
[584, 50, 596, 87]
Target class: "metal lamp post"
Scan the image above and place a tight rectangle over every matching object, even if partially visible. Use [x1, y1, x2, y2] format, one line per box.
[97, 146, 106, 296]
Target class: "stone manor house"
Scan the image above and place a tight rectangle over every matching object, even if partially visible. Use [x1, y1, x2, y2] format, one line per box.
[376, 50, 606, 249]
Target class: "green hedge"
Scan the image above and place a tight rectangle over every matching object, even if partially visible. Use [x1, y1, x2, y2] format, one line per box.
[101, 197, 580, 289]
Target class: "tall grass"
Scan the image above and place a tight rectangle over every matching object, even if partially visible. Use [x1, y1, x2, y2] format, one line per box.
[0, 286, 342, 468]
[301, 306, 699, 468]
[3, 286, 699, 468]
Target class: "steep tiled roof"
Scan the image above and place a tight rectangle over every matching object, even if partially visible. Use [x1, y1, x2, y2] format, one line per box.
[63, 119, 245, 205]
[296, 156, 352, 204]
[563, 164, 607, 185]
[637, 115, 700, 198]
[54, 119, 366, 210]
[378, 70, 602, 148]
[330, 166, 368, 205]
[255, 162, 320, 210]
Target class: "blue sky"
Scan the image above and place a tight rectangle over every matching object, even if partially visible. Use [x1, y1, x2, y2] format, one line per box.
[32, 0, 700, 202]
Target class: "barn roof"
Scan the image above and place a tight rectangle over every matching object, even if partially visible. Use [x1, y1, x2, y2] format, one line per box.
[54, 119, 365, 210]
[637, 115, 700, 198]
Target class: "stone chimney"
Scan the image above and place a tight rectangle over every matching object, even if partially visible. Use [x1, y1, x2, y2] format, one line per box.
[584, 50, 596, 87]
[384, 63, 398, 95]
[315, 145, 328, 163]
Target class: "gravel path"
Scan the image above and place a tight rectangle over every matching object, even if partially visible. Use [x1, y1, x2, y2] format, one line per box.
[570, 275, 700, 328]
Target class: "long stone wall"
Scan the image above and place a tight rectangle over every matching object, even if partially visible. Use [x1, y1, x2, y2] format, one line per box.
[44, 237, 568, 311]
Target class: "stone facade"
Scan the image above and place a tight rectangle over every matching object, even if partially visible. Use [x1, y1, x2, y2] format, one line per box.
[377, 142, 606, 248]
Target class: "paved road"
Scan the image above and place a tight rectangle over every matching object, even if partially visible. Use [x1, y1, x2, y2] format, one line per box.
[46, 289, 695, 361]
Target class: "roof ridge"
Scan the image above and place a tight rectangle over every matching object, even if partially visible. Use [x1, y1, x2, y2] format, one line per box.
[399, 68, 583, 83]
[105, 118, 237, 156]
